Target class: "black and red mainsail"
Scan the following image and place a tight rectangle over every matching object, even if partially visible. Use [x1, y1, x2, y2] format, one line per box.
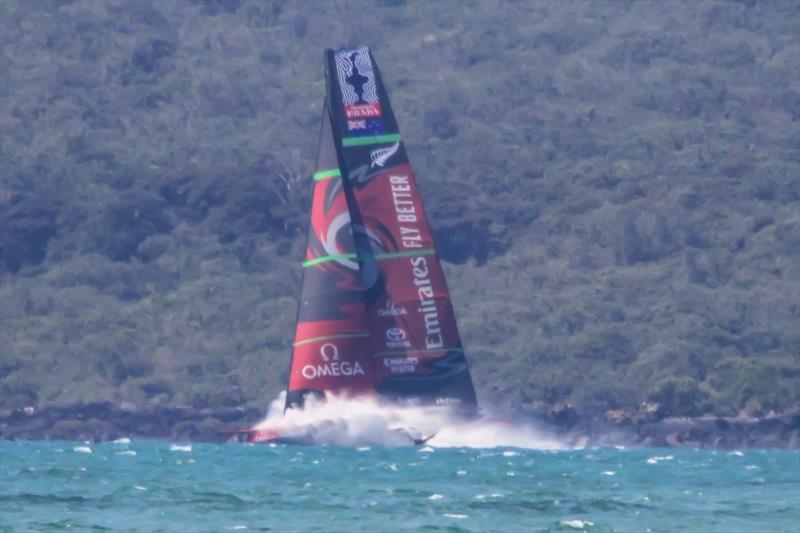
[285, 47, 478, 414]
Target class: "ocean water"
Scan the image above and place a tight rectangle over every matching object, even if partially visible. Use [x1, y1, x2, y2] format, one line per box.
[1, 441, 797, 532]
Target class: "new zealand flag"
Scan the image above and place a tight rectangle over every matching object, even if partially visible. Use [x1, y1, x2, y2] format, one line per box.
[347, 118, 385, 136]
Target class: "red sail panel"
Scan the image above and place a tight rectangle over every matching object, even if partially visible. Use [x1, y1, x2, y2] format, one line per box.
[349, 157, 477, 410]
[285, 106, 376, 409]
[324, 47, 479, 412]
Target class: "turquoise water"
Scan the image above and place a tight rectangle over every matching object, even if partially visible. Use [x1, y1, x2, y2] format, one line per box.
[1, 442, 797, 532]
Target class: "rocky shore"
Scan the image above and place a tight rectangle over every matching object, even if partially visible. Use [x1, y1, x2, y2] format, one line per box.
[2, 402, 798, 449]
[0, 403, 264, 443]
[521, 403, 800, 450]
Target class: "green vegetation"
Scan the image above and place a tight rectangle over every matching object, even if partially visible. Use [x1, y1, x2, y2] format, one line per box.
[1, 0, 798, 420]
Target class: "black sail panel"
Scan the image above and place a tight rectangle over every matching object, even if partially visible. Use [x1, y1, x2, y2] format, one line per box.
[323, 47, 479, 413]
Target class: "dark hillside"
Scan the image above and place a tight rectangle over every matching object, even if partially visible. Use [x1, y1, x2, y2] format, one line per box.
[1, 0, 798, 428]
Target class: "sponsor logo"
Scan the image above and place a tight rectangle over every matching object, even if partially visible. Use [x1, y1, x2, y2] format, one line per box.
[383, 356, 418, 374]
[385, 327, 410, 348]
[301, 343, 365, 380]
[335, 47, 384, 135]
[370, 142, 400, 168]
[346, 103, 381, 118]
[302, 361, 364, 380]
[388, 174, 422, 247]
[334, 47, 379, 108]
[377, 299, 408, 317]
[435, 397, 462, 405]
[319, 343, 339, 361]
[411, 256, 444, 350]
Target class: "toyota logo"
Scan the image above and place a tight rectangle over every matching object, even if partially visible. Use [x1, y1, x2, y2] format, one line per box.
[385, 327, 406, 342]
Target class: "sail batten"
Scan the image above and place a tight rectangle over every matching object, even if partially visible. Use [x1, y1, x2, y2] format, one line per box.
[342, 133, 403, 147]
[293, 332, 371, 347]
[285, 47, 478, 413]
[302, 252, 358, 267]
[313, 169, 341, 181]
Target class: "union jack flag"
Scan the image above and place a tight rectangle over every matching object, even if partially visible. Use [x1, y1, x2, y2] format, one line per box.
[347, 120, 367, 130]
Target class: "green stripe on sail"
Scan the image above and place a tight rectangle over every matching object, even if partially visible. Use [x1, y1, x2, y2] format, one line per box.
[302, 252, 358, 267]
[342, 133, 402, 147]
[303, 249, 434, 267]
[373, 249, 434, 261]
[313, 168, 341, 181]
[294, 332, 370, 347]
[374, 347, 464, 357]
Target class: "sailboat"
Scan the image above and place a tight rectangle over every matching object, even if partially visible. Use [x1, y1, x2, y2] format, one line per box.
[246, 47, 478, 444]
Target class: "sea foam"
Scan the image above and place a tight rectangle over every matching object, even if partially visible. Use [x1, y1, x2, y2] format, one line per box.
[249, 392, 564, 449]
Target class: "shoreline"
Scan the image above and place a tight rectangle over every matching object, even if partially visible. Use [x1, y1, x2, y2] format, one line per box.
[1, 402, 798, 449]
[520, 405, 800, 450]
[0, 403, 263, 443]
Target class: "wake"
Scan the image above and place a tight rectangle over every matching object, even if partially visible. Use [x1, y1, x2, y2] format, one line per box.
[248, 393, 563, 449]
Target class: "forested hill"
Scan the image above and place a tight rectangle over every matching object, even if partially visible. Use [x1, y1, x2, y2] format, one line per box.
[1, 1, 798, 422]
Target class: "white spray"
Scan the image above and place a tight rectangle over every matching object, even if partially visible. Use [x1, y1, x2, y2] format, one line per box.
[249, 393, 564, 449]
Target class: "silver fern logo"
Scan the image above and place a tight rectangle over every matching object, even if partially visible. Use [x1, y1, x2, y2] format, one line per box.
[370, 142, 400, 168]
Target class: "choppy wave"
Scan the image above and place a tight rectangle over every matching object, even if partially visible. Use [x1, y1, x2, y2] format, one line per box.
[249, 392, 563, 449]
[1, 442, 797, 532]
